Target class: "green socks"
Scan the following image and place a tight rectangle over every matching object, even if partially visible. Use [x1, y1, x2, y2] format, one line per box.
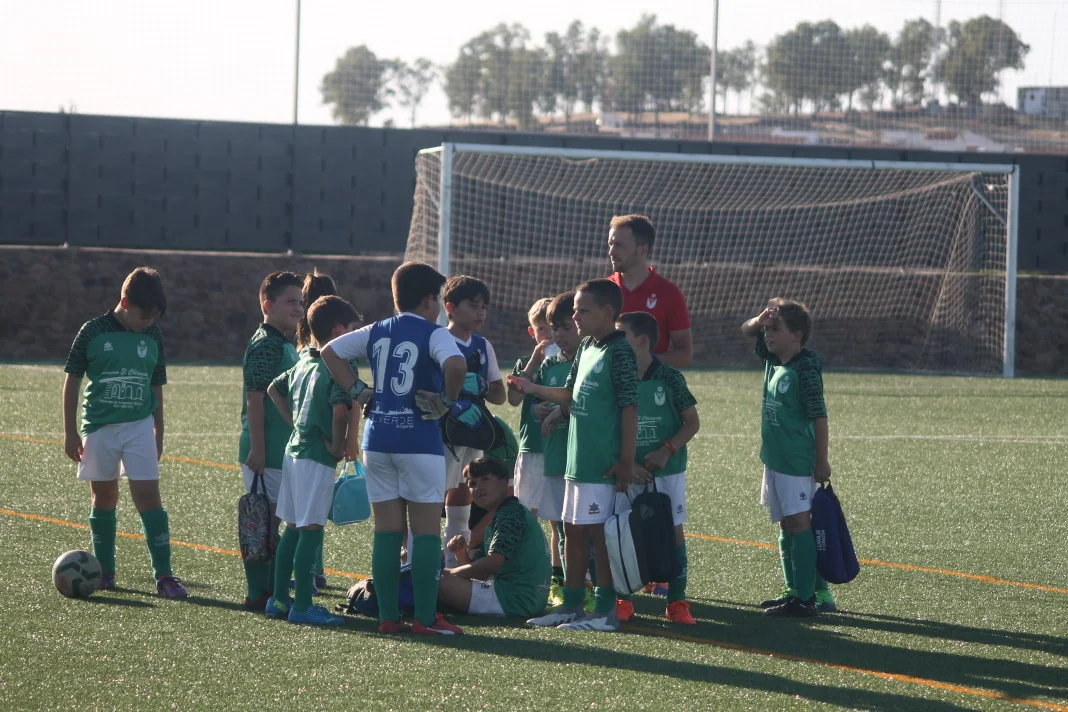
[272, 527, 299, 606]
[292, 529, 324, 612]
[562, 586, 585, 610]
[139, 508, 172, 579]
[668, 541, 688, 603]
[89, 508, 117, 575]
[372, 531, 404, 623]
[789, 529, 818, 601]
[243, 559, 271, 601]
[411, 534, 442, 627]
[594, 586, 615, 615]
[779, 529, 795, 592]
[314, 542, 325, 578]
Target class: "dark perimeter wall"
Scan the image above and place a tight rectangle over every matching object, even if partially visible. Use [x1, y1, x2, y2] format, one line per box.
[1, 246, 1065, 376]
[1, 110, 1067, 272]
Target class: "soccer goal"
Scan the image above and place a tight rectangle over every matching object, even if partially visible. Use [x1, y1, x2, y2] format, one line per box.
[405, 143, 1019, 376]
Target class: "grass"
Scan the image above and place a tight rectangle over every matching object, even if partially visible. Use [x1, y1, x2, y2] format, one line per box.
[0, 363, 1066, 711]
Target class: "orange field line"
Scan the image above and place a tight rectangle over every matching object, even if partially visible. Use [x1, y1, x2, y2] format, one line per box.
[0, 507, 364, 580]
[1, 503, 1062, 712]
[5, 432, 1066, 595]
[628, 625, 1068, 712]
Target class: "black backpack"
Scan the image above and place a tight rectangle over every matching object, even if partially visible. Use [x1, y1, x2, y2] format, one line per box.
[440, 352, 509, 457]
[605, 481, 680, 593]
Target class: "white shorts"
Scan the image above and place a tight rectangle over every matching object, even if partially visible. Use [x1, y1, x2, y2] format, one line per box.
[241, 464, 282, 503]
[468, 578, 506, 616]
[364, 451, 446, 505]
[614, 472, 687, 527]
[275, 455, 336, 528]
[513, 453, 545, 511]
[445, 446, 481, 490]
[76, 416, 159, 482]
[539, 476, 566, 522]
[562, 481, 616, 525]
[760, 466, 816, 523]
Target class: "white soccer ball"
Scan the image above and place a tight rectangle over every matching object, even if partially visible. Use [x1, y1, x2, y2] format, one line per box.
[52, 550, 102, 598]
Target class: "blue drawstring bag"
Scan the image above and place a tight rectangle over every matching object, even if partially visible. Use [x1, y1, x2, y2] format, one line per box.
[811, 483, 860, 584]
[330, 460, 371, 525]
[337, 564, 417, 618]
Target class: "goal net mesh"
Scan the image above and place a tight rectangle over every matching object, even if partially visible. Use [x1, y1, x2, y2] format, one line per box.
[406, 148, 1010, 374]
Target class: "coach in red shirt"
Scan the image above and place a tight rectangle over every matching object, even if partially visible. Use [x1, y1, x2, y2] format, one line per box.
[606, 214, 693, 368]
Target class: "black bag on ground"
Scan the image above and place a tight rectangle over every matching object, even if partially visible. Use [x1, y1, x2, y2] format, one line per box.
[605, 481, 680, 594]
[238, 472, 275, 563]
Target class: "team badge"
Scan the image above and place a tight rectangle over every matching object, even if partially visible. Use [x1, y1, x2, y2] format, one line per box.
[778, 375, 791, 393]
[646, 294, 658, 309]
[593, 360, 604, 374]
[103, 341, 113, 352]
[137, 340, 148, 358]
[654, 386, 666, 406]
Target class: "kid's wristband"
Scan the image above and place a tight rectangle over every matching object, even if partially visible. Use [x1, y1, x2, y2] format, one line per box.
[662, 440, 678, 455]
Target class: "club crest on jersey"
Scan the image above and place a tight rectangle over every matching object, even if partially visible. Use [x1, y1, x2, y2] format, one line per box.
[137, 340, 148, 358]
[646, 294, 658, 309]
[593, 360, 605, 374]
[777, 376, 791, 394]
[549, 376, 558, 386]
[654, 386, 666, 406]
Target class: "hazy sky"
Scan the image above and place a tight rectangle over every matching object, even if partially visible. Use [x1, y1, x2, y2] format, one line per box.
[1, 0, 1064, 127]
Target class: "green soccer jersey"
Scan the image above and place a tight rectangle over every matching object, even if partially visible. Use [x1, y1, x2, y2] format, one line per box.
[535, 354, 574, 478]
[512, 357, 543, 454]
[636, 359, 697, 477]
[474, 497, 551, 617]
[564, 332, 639, 484]
[238, 324, 299, 470]
[63, 312, 167, 435]
[485, 416, 519, 474]
[756, 333, 828, 478]
[270, 349, 352, 469]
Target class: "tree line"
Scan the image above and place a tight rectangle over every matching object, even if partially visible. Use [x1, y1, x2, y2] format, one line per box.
[321, 14, 1029, 128]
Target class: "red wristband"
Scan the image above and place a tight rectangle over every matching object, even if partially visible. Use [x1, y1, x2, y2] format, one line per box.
[662, 440, 678, 455]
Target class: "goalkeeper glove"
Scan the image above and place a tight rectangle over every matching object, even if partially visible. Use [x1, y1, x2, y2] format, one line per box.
[462, 372, 487, 398]
[348, 379, 372, 407]
[449, 399, 484, 428]
[414, 390, 456, 420]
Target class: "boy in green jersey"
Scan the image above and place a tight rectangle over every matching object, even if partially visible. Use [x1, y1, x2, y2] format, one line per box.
[438, 457, 552, 618]
[615, 312, 700, 625]
[509, 279, 639, 632]
[62, 267, 187, 598]
[508, 297, 555, 517]
[741, 298, 835, 617]
[532, 291, 579, 607]
[238, 271, 304, 610]
[265, 296, 362, 626]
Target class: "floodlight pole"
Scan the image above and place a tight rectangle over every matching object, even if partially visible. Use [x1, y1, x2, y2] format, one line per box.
[293, 0, 302, 125]
[708, 0, 719, 142]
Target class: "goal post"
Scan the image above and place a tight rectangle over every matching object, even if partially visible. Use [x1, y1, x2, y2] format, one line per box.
[407, 143, 1020, 376]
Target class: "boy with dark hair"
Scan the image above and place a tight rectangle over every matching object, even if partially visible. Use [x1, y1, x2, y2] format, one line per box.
[321, 262, 468, 635]
[508, 296, 556, 517]
[265, 295, 361, 626]
[532, 291, 579, 607]
[62, 266, 187, 598]
[741, 298, 835, 617]
[238, 270, 304, 609]
[439, 275, 506, 568]
[615, 311, 700, 625]
[438, 457, 551, 618]
[509, 278, 638, 632]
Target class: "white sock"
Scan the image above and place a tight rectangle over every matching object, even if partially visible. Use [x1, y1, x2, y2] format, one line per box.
[443, 505, 471, 568]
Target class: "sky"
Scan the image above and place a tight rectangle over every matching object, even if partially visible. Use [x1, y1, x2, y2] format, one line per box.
[1, 0, 1065, 127]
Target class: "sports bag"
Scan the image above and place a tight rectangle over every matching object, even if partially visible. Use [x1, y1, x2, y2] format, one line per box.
[238, 472, 275, 563]
[330, 460, 371, 525]
[604, 481, 680, 594]
[811, 483, 860, 584]
[441, 397, 508, 454]
[335, 563, 416, 618]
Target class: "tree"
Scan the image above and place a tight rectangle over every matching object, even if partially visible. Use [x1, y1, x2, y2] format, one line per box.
[444, 46, 481, 123]
[384, 58, 437, 127]
[321, 45, 388, 126]
[941, 16, 1028, 107]
[845, 26, 891, 111]
[885, 19, 934, 107]
[540, 21, 608, 126]
[717, 41, 757, 114]
[611, 15, 709, 120]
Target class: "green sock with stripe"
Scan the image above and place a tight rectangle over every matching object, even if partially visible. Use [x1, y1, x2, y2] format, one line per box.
[272, 527, 299, 607]
[139, 508, 172, 579]
[89, 507, 117, 575]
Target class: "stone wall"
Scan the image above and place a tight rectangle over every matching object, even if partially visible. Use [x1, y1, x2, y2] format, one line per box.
[1, 246, 1065, 376]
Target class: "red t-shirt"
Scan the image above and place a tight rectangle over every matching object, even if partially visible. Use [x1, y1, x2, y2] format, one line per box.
[608, 267, 691, 354]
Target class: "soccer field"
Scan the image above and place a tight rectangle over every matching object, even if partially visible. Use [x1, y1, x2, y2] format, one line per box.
[0, 363, 1065, 711]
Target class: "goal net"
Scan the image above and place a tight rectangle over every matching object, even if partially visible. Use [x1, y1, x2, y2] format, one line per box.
[406, 144, 1018, 375]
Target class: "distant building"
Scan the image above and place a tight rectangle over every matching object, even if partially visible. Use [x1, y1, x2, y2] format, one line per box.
[1017, 87, 1068, 119]
[881, 129, 1005, 152]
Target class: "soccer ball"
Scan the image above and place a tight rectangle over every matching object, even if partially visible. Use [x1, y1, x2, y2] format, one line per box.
[52, 550, 102, 598]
